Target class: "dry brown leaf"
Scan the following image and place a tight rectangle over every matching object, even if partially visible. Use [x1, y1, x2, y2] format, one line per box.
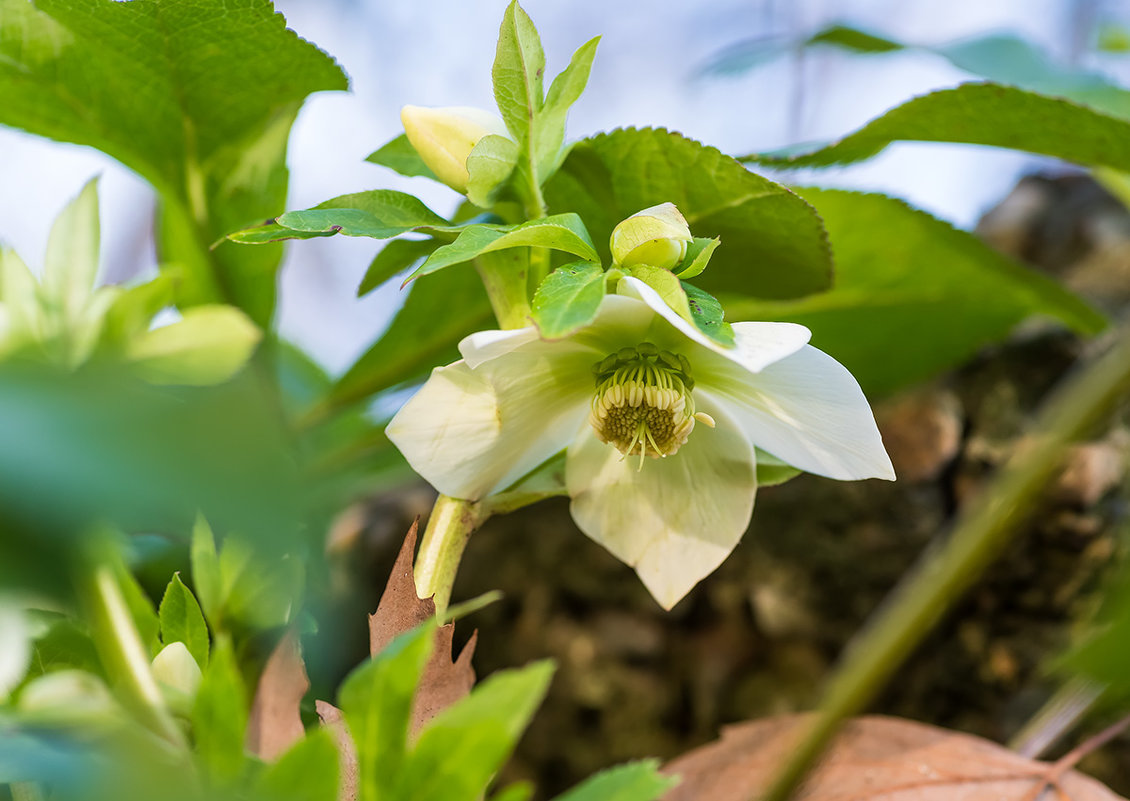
[368, 518, 437, 655]
[661, 715, 1128, 801]
[412, 627, 477, 734]
[245, 628, 309, 761]
[316, 700, 359, 801]
[366, 519, 477, 734]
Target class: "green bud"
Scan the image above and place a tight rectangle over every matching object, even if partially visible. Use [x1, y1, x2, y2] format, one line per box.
[609, 202, 693, 270]
[152, 641, 202, 700]
[401, 105, 511, 194]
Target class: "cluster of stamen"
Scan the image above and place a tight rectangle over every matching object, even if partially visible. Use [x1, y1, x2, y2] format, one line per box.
[589, 342, 714, 470]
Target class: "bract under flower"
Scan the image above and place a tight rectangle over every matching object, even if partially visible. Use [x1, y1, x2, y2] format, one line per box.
[386, 277, 894, 608]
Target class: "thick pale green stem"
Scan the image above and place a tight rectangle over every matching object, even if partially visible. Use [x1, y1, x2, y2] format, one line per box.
[759, 323, 1130, 801]
[78, 560, 186, 749]
[475, 250, 532, 329]
[414, 495, 486, 615]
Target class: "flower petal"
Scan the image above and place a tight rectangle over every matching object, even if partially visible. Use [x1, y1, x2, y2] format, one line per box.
[565, 398, 756, 609]
[617, 276, 811, 372]
[460, 327, 542, 368]
[701, 344, 896, 481]
[387, 345, 593, 499]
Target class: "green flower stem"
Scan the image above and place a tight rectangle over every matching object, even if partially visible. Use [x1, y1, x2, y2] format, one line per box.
[415, 495, 487, 616]
[77, 558, 187, 750]
[759, 322, 1130, 801]
[475, 250, 532, 330]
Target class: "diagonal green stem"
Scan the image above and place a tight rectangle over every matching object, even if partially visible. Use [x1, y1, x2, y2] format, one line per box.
[77, 557, 186, 750]
[759, 322, 1130, 801]
[414, 495, 487, 616]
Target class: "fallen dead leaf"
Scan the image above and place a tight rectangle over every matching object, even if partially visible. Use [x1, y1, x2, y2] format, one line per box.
[366, 519, 477, 734]
[316, 700, 358, 801]
[661, 715, 1128, 801]
[245, 628, 309, 760]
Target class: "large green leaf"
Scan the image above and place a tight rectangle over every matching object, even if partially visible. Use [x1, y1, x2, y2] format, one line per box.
[726, 189, 1106, 396]
[330, 265, 496, 411]
[407, 214, 598, 283]
[544, 128, 832, 300]
[339, 625, 434, 801]
[359, 239, 441, 297]
[741, 84, 1130, 172]
[0, 0, 348, 324]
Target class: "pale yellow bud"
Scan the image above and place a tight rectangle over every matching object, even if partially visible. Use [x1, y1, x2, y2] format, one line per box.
[609, 203, 692, 270]
[152, 642, 202, 699]
[401, 105, 510, 193]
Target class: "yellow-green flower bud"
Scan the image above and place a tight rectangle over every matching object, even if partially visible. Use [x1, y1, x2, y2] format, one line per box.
[152, 642, 202, 699]
[401, 105, 510, 193]
[609, 203, 693, 270]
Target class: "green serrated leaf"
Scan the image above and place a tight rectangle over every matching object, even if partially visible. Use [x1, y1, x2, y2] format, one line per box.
[192, 637, 248, 784]
[331, 265, 495, 410]
[551, 760, 677, 801]
[674, 237, 719, 280]
[340, 625, 434, 801]
[158, 573, 209, 668]
[124, 305, 262, 386]
[0, 0, 348, 325]
[531, 261, 605, 339]
[536, 35, 600, 179]
[743, 84, 1130, 171]
[254, 727, 340, 801]
[407, 214, 598, 284]
[725, 189, 1106, 396]
[41, 178, 100, 327]
[190, 515, 222, 625]
[681, 282, 735, 346]
[359, 239, 441, 297]
[100, 273, 176, 347]
[492, 1, 545, 146]
[544, 128, 831, 300]
[395, 660, 555, 801]
[229, 190, 450, 243]
[366, 133, 440, 181]
[466, 134, 520, 208]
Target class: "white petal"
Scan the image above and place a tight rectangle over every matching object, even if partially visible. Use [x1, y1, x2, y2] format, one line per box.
[459, 326, 542, 368]
[617, 276, 811, 372]
[702, 345, 896, 481]
[386, 348, 593, 499]
[565, 398, 756, 609]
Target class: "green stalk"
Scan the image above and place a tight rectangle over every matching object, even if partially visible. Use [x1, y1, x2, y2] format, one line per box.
[759, 322, 1130, 801]
[10, 783, 45, 801]
[414, 495, 487, 616]
[475, 250, 532, 330]
[77, 558, 186, 750]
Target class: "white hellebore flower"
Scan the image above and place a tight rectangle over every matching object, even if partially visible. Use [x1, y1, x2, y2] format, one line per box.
[401, 105, 511, 194]
[387, 277, 895, 609]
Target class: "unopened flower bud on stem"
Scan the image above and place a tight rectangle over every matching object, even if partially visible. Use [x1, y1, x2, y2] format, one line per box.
[401, 105, 511, 193]
[610, 202, 693, 270]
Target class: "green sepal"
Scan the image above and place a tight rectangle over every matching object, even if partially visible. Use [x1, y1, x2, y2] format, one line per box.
[466, 134, 520, 208]
[674, 237, 720, 279]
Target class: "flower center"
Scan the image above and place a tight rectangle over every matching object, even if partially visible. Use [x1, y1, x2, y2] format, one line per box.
[589, 342, 714, 469]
